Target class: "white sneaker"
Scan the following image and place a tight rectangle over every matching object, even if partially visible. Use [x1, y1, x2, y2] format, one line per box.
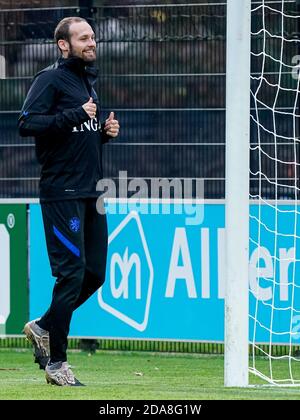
[23, 319, 50, 370]
[45, 361, 85, 386]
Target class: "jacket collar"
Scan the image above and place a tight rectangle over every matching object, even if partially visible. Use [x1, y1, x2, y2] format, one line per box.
[57, 56, 98, 78]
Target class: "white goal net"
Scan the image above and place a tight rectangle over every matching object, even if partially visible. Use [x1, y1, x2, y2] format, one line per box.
[249, 0, 300, 385]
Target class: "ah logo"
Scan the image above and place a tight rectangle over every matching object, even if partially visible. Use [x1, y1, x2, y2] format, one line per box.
[110, 248, 141, 299]
[98, 211, 154, 331]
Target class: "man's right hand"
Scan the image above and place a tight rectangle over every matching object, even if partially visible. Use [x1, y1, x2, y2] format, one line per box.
[82, 97, 97, 119]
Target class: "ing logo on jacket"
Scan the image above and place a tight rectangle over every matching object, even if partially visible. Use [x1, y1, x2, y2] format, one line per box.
[72, 118, 101, 133]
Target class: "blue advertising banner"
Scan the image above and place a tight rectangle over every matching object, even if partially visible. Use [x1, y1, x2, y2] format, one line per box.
[29, 201, 300, 343]
[249, 204, 300, 345]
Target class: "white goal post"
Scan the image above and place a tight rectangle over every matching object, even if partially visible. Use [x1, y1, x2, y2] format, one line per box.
[225, 0, 300, 387]
[225, 0, 251, 387]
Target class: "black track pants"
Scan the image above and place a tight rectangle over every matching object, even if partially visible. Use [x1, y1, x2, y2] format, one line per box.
[37, 198, 107, 363]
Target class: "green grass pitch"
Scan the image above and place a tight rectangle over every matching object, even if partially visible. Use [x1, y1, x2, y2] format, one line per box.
[0, 349, 300, 400]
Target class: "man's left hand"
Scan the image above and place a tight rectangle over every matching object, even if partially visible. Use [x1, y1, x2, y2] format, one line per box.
[104, 112, 120, 138]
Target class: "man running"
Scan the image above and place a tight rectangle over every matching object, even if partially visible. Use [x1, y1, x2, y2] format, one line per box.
[19, 16, 120, 386]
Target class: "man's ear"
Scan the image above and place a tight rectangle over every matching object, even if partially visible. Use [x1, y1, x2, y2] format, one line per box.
[57, 39, 69, 53]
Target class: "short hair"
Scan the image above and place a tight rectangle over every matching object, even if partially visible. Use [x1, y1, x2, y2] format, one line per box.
[54, 17, 88, 49]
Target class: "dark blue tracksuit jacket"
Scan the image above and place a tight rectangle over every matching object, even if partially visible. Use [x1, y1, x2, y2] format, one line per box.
[18, 56, 111, 202]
